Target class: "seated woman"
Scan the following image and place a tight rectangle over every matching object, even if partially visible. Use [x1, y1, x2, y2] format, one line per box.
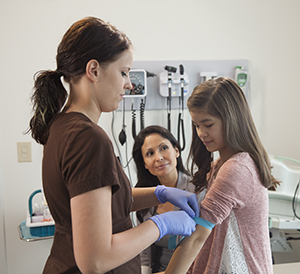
[132, 125, 205, 274]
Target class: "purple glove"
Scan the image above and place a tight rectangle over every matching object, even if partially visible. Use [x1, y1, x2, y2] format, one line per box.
[148, 211, 196, 241]
[155, 185, 199, 218]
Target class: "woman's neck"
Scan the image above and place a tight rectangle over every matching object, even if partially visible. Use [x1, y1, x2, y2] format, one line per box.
[157, 170, 178, 188]
[64, 89, 101, 124]
[64, 75, 102, 123]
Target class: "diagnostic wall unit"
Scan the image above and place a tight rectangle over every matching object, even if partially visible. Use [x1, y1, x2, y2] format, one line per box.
[117, 59, 249, 111]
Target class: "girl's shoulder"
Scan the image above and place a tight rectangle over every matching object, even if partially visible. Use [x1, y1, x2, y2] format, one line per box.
[221, 152, 259, 181]
[228, 152, 254, 166]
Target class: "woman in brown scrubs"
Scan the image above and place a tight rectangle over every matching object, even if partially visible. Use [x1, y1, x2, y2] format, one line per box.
[28, 17, 199, 274]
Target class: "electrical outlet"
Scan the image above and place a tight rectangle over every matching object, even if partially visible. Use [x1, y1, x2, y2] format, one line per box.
[17, 142, 32, 162]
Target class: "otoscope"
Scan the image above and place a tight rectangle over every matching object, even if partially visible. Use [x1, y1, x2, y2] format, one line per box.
[164, 65, 177, 132]
[178, 64, 186, 151]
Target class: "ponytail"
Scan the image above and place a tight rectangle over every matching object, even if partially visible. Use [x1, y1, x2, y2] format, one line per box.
[28, 17, 132, 145]
[29, 70, 67, 145]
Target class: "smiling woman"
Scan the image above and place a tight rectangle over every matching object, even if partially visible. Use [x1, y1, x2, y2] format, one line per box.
[142, 133, 180, 183]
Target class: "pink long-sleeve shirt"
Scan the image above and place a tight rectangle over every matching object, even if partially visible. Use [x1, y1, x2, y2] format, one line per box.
[188, 152, 273, 274]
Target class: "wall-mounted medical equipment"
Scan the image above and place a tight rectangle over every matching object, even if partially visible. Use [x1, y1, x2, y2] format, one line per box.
[159, 67, 189, 98]
[160, 65, 178, 131]
[178, 64, 186, 151]
[131, 99, 145, 140]
[114, 59, 249, 154]
[159, 65, 190, 133]
[118, 99, 127, 146]
[118, 69, 148, 146]
[116, 59, 249, 111]
[124, 69, 147, 98]
[235, 66, 248, 94]
[199, 71, 218, 83]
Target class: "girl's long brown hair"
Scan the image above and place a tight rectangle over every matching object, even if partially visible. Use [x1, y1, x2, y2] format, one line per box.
[187, 77, 280, 193]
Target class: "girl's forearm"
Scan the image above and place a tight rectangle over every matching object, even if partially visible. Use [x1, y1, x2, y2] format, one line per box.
[165, 240, 202, 274]
[165, 225, 211, 274]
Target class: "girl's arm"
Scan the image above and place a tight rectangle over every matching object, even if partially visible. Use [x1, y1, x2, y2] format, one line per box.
[164, 224, 212, 274]
[131, 187, 160, 212]
[71, 185, 160, 274]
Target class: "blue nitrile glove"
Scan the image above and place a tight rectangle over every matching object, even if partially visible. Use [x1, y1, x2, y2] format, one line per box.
[154, 185, 200, 218]
[148, 211, 196, 241]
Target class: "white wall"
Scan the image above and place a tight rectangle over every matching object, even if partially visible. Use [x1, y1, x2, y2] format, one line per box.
[0, 0, 300, 273]
[0, 134, 7, 274]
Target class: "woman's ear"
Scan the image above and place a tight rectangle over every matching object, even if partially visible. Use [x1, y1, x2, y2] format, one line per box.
[86, 59, 100, 81]
[175, 146, 180, 158]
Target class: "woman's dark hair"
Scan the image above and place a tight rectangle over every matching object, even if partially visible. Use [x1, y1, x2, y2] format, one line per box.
[28, 17, 132, 145]
[187, 77, 280, 192]
[132, 125, 189, 223]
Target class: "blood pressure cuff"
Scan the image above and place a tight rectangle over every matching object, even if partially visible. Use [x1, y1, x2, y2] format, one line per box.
[168, 217, 215, 249]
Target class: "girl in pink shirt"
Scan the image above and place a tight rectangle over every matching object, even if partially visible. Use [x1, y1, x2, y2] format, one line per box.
[164, 77, 279, 274]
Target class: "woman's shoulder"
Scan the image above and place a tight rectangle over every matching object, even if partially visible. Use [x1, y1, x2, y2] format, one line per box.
[178, 172, 206, 201]
[48, 112, 112, 156]
[177, 171, 192, 189]
[53, 112, 108, 140]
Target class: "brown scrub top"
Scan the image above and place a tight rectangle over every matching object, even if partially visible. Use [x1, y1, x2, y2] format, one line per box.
[42, 112, 141, 274]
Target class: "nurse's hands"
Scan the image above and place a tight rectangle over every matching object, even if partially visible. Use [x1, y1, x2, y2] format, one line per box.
[148, 211, 196, 241]
[154, 185, 199, 218]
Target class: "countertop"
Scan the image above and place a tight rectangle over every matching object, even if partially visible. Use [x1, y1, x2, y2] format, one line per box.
[273, 262, 300, 273]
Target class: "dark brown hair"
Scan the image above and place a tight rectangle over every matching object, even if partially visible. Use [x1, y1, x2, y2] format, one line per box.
[28, 17, 132, 145]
